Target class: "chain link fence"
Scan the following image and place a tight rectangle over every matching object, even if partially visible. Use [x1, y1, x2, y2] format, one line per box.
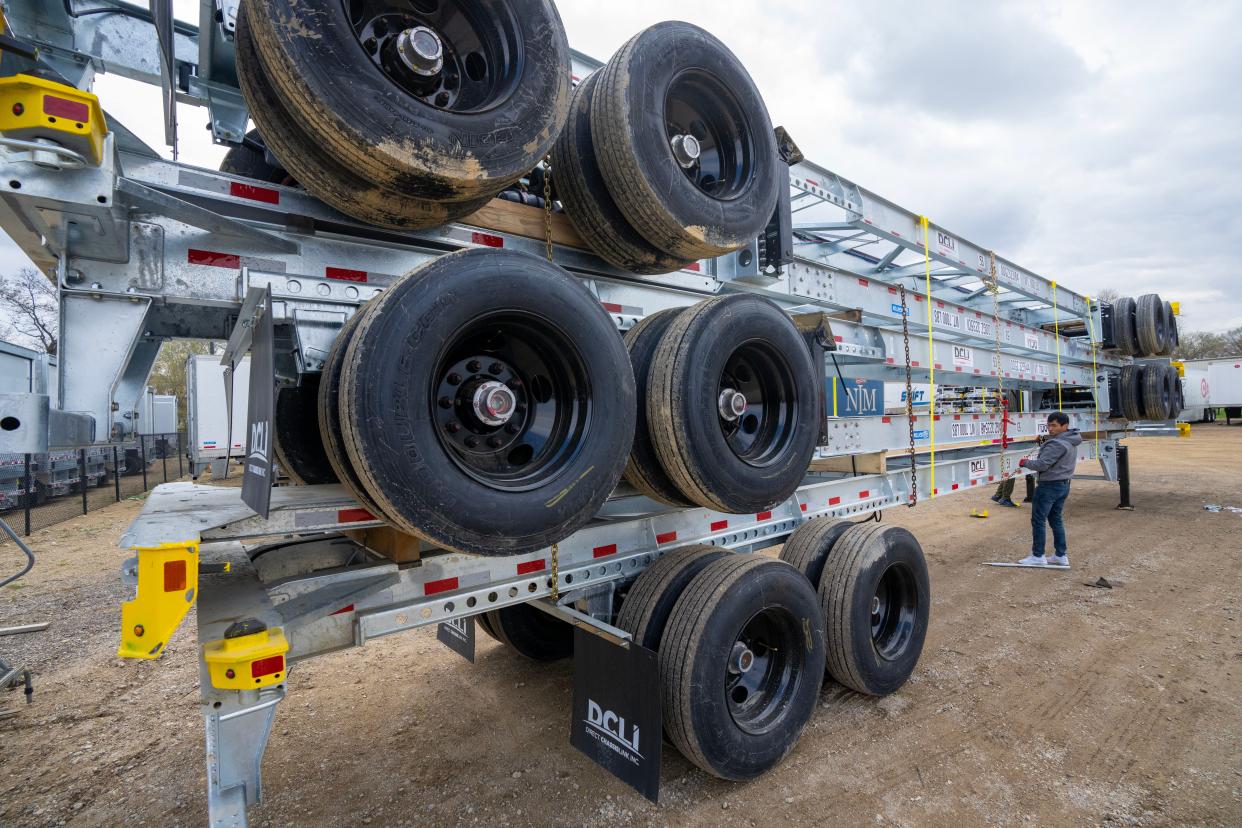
[0, 433, 185, 539]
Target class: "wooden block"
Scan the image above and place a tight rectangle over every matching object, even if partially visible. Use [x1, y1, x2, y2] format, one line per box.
[460, 199, 586, 250]
[344, 526, 421, 564]
[810, 451, 887, 474]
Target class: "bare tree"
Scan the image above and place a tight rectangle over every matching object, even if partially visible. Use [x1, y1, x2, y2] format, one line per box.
[148, 339, 217, 432]
[1093, 287, 1121, 304]
[1173, 327, 1242, 360]
[0, 267, 58, 354]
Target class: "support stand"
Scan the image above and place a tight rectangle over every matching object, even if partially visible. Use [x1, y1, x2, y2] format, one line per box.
[1116, 443, 1134, 510]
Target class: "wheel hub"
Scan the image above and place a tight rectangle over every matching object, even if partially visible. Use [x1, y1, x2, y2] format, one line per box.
[670, 133, 701, 169]
[729, 641, 755, 674]
[396, 26, 444, 76]
[472, 380, 516, 426]
[718, 387, 747, 422]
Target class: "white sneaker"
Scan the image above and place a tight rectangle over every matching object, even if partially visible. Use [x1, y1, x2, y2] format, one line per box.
[1018, 555, 1047, 566]
[1048, 554, 1069, 567]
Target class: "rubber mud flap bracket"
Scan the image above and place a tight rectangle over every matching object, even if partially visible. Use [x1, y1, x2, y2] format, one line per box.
[570, 627, 661, 803]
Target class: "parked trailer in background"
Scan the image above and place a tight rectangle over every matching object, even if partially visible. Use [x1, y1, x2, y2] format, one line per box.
[1184, 357, 1242, 421]
[186, 355, 250, 479]
[1179, 365, 1213, 423]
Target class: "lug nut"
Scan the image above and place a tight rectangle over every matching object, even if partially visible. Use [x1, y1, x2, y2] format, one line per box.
[464, 436, 479, 448]
[438, 396, 452, 409]
[467, 360, 481, 373]
[447, 372, 462, 385]
[489, 362, 503, 374]
[446, 421, 460, 434]
[505, 423, 521, 434]
[487, 436, 504, 448]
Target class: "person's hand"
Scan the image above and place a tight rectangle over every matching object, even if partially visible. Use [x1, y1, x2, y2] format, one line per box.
[1018, 458, 1029, 467]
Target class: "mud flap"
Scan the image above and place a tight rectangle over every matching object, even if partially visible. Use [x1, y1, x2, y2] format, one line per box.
[436, 617, 475, 663]
[570, 628, 661, 803]
[241, 286, 275, 518]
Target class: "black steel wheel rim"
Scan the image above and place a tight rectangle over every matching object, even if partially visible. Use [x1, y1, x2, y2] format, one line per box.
[345, 0, 523, 113]
[718, 341, 797, 467]
[663, 69, 754, 200]
[871, 562, 918, 661]
[431, 312, 591, 491]
[724, 606, 804, 734]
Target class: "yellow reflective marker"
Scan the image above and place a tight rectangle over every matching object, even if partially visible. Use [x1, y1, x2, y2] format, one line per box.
[0, 74, 108, 165]
[203, 628, 290, 690]
[117, 541, 199, 659]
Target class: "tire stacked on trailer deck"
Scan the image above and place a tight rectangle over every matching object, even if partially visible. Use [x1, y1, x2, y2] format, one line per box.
[234, 0, 572, 229]
[553, 21, 781, 272]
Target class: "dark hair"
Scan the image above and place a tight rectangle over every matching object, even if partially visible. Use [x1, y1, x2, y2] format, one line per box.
[1047, 412, 1070, 426]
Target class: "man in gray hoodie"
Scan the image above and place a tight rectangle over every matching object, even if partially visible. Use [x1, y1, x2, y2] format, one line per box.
[1016, 412, 1083, 567]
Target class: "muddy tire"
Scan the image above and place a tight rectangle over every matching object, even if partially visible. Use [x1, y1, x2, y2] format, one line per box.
[591, 22, 780, 260]
[615, 545, 728, 650]
[273, 375, 338, 486]
[339, 248, 635, 556]
[551, 72, 691, 274]
[1118, 365, 1145, 422]
[318, 306, 385, 516]
[660, 555, 824, 780]
[622, 308, 692, 506]
[647, 295, 819, 513]
[819, 523, 929, 696]
[779, 517, 853, 588]
[1135, 294, 1168, 357]
[236, 13, 495, 229]
[1141, 363, 1173, 421]
[484, 603, 573, 661]
[239, 0, 570, 212]
[219, 128, 291, 185]
[1111, 297, 1138, 355]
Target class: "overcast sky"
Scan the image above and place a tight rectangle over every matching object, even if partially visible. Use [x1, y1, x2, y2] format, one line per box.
[2, 0, 1237, 338]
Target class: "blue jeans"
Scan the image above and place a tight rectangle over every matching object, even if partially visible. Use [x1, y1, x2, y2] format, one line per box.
[1030, 479, 1070, 557]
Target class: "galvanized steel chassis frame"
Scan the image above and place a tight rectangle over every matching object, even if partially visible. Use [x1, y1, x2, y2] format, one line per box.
[0, 4, 1177, 825]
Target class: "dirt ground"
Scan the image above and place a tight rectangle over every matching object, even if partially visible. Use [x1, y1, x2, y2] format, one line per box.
[1, 426, 1240, 827]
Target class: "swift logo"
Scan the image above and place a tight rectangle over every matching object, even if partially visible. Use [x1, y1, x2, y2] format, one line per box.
[585, 700, 642, 762]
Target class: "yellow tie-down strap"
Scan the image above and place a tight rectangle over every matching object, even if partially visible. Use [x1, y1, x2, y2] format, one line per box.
[202, 628, 290, 691]
[117, 541, 199, 660]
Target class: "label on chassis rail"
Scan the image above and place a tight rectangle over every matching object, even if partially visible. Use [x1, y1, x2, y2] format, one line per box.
[969, 458, 989, 480]
[949, 420, 1002, 439]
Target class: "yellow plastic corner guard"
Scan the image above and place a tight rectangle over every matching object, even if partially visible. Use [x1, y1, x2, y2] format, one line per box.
[1172, 360, 1185, 377]
[1178, 422, 1191, 438]
[202, 628, 290, 691]
[117, 541, 199, 660]
[0, 73, 108, 165]
[1170, 301, 1181, 316]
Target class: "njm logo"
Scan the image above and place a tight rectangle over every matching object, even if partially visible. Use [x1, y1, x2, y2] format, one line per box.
[585, 700, 642, 759]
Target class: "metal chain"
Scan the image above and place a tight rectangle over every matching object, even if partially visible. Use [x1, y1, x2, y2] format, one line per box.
[541, 155, 554, 263]
[550, 542, 559, 602]
[541, 157, 558, 597]
[899, 285, 917, 506]
[988, 251, 1007, 465]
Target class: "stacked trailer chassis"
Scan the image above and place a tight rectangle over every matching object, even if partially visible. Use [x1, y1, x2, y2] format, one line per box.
[0, 6, 1182, 825]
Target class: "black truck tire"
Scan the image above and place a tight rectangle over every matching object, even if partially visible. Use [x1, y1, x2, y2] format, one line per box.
[1141, 363, 1173, 421]
[236, 13, 495, 229]
[615, 545, 728, 650]
[339, 248, 636, 556]
[779, 517, 853, 588]
[622, 308, 692, 506]
[819, 523, 930, 696]
[660, 555, 825, 780]
[318, 306, 385, 517]
[1111, 296, 1138, 355]
[1162, 300, 1179, 355]
[591, 22, 780, 260]
[219, 128, 291, 185]
[1165, 364, 1183, 420]
[551, 72, 691, 274]
[273, 375, 338, 486]
[240, 0, 570, 206]
[1118, 365, 1145, 422]
[647, 295, 819, 513]
[1135, 294, 1168, 357]
[483, 603, 573, 661]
